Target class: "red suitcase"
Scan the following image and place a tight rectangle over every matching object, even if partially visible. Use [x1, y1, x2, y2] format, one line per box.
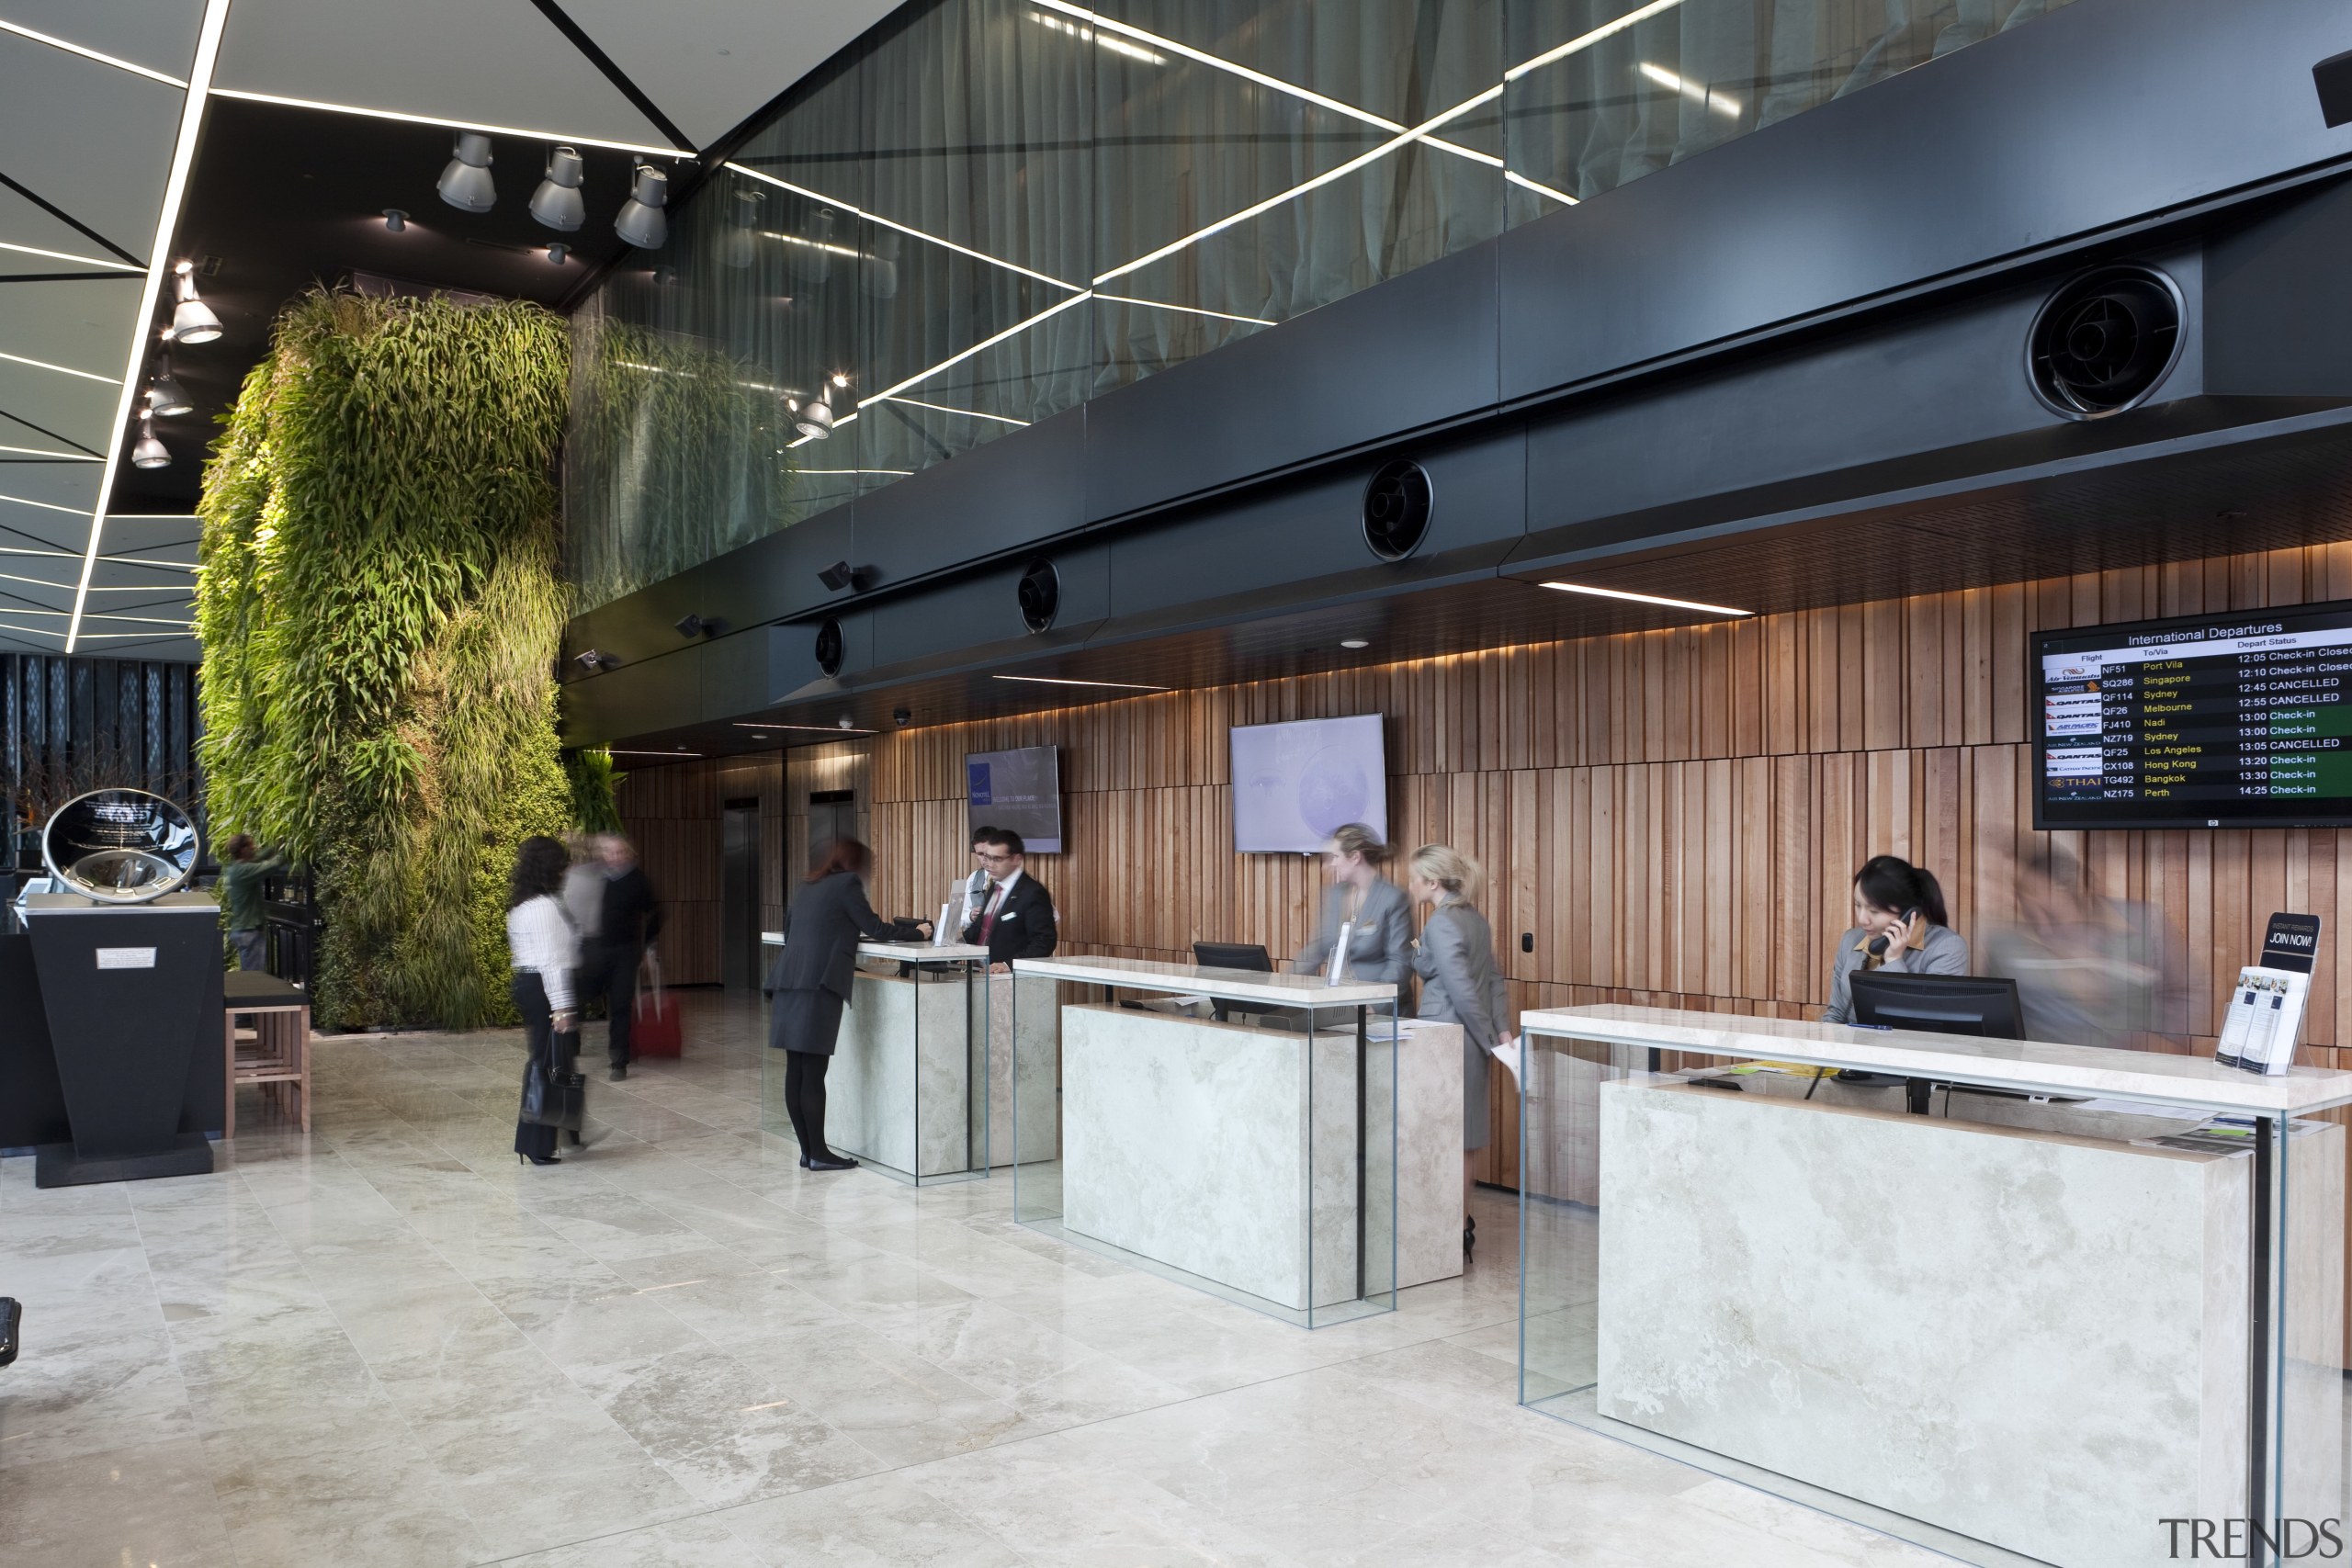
[631, 951, 683, 1057]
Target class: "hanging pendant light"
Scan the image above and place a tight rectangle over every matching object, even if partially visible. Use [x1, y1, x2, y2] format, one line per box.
[170, 263, 221, 344]
[789, 386, 835, 441]
[722, 187, 763, 269]
[131, 411, 170, 469]
[436, 131, 496, 212]
[613, 164, 669, 249]
[526, 145, 584, 231]
[146, 346, 192, 417]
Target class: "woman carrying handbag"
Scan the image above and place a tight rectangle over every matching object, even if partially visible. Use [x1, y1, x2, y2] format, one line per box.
[509, 835, 584, 1167]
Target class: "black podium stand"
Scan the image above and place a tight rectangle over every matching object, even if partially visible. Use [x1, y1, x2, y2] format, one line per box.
[25, 892, 223, 1187]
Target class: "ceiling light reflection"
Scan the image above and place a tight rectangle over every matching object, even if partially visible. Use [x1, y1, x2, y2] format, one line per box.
[1637, 61, 1740, 118]
[1540, 581, 1752, 617]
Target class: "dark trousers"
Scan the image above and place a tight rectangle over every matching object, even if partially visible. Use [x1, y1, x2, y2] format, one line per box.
[780, 1050, 833, 1160]
[513, 970, 562, 1162]
[596, 944, 642, 1070]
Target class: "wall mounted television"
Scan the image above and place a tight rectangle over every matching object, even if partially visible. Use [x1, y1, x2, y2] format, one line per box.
[966, 745, 1062, 853]
[2032, 600, 2352, 830]
[1230, 714, 1388, 852]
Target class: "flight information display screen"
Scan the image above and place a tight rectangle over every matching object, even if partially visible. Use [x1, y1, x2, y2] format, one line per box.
[2034, 601, 2352, 829]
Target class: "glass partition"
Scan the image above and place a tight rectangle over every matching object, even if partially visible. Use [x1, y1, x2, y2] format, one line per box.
[1518, 1027, 2349, 1566]
[1011, 974, 1398, 1328]
[565, 0, 2080, 609]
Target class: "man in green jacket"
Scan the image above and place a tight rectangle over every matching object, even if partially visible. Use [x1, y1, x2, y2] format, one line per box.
[220, 834, 283, 971]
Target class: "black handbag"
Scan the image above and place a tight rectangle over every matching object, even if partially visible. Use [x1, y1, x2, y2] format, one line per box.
[521, 1040, 586, 1130]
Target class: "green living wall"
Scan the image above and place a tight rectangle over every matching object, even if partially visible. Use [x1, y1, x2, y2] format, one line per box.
[197, 289, 605, 1029]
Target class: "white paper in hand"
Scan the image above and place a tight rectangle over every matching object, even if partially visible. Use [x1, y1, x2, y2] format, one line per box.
[1490, 1037, 1524, 1089]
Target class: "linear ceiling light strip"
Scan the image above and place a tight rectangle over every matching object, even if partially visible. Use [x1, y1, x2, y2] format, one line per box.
[206, 88, 681, 158]
[0, 349, 116, 384]
[0, 18, 189, 86]
[1506, 0, 1692, 81]
[0, 239, 143, 273]
[723, 164, 1085, 293]
[1024, 0, 1496, 171]
[66, 0, 232, 653]
[1093, 292, 1272, 327]
[0, 444, 101, 461]
[856, 289, 1094, 408]
[0, 170, 144, 265]
[872, 396, 1029, 427]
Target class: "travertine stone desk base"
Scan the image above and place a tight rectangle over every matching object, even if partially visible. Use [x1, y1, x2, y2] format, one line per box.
[986, 974, 1057, 1168]
[1595, 1080, 2345, 1568]
[830, 971, 972, 1179]
[1061, 1005, 1363, 1311]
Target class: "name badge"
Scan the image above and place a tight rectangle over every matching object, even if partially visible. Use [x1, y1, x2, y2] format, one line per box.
[96, 947, 157, 970]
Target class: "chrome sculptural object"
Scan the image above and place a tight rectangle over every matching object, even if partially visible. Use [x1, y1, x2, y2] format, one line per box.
[40, 788, 201, 903]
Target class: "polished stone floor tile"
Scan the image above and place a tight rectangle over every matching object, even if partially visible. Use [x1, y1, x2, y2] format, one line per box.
[0, 991, 1949, 1567]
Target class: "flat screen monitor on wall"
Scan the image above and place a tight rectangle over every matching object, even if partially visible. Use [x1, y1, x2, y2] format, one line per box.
[1230, 715, 1388, 852]
[2032, 599, 2352, 830]
[967, 746, 1063, 853]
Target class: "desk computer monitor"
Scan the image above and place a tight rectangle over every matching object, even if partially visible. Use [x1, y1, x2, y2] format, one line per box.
[1848, 972, 2024, 1040]
[1192, 942, 1272, 973]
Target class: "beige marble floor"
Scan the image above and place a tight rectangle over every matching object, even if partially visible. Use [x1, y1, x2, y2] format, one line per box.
[0, 992, 1941, 1568]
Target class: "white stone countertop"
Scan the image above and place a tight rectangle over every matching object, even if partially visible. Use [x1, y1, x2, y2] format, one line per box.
[1521, 1003, 2352, 1115]
[757, 931, 990, 964]
[1013, 953, 1397, 1007]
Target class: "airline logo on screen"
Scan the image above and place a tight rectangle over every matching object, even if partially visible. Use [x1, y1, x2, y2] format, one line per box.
[967, 761, 992, 807]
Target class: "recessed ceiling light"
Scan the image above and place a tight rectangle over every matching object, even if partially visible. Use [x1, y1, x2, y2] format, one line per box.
[1540, 581, 1752, 617]
[1340, 638, 1370, 649]
[992, 674, 1170, 692]
[381, 208, 407, 232]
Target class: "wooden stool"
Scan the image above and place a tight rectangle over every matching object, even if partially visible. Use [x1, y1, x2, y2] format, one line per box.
[223, 971, 311, 1137]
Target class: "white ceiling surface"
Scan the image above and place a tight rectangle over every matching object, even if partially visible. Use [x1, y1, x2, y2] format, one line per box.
[0, 4, 201, 659]
[559, 0, 901, 150]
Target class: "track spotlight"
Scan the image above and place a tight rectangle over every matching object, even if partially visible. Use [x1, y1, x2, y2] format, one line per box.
[674, 613, 719, 639]
[169, 262, 221, 344]
[574, 649, 617, 671]
[436, 131, 496, 212]
[817, 559, 873, 592]
[381, 208, 407, 232]
[527, 145, 585, 231]
[131, 411, 170, 469]
[614, 164, 669, 249]
[789, 388, 835, 441]
[723, 187, 763, 269]
[547, 243, 570, 265]
[145, 348, 192, 417]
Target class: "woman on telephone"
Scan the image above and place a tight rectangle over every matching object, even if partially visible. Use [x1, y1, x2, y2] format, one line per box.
[1822, 854, 1971, 1025]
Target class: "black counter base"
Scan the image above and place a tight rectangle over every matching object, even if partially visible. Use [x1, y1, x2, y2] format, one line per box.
[34, 1133, 213, 1188]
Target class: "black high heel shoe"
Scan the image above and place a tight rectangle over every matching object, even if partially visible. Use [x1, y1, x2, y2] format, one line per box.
[806, 1153, 858, 1172]
[518, 1152, 560, 1167]
[1464, 1213, 1476, 1256]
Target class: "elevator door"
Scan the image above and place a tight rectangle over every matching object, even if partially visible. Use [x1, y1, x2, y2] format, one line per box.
[721, 801, 760, 991]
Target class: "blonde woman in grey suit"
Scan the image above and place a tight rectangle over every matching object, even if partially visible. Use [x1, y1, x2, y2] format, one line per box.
[1408, 843, 1513, 1258]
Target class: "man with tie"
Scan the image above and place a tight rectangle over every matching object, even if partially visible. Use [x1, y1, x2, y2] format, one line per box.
[960, 828, 1057, 973]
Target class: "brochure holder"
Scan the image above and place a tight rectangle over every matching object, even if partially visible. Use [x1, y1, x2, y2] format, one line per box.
[2216, 911, 2322, 1076]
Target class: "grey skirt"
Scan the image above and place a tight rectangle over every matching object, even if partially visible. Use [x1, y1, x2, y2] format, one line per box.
[1463, 1035, 1492, 1153]
[768, 986, 847, 1055]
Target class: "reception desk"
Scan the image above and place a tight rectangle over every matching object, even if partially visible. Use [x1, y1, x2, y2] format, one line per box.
[1517, 1006, 2352, 1568]
[1011, 955, 1461, 1325]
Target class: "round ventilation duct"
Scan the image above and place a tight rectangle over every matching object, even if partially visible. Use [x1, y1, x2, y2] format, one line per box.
[2026, 265, 2185, 420]
[814, 617, 844, 677]
[1363, 459, 1432, 560]
[1017, 558, 1059, 634]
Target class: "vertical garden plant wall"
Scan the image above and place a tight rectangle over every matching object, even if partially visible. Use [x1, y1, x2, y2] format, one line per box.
[197, 290, 597, 1029]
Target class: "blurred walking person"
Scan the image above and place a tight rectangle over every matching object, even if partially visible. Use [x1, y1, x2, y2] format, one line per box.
[509, 835, 580, 1168]
[587, 831, 662, 1081]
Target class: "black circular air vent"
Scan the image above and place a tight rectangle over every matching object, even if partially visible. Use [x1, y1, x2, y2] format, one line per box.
[814, 616, 844, 677]
[1017, 558, 1058, 634]
[1363, 459, 1432, 560]
[2027, 265, 2185, 420]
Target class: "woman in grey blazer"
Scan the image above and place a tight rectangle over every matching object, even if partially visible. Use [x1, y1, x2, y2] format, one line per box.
[1292, 823, 1412, 985]
[763, 837, 910, 1171]
[1408, 843, 1512, 1258]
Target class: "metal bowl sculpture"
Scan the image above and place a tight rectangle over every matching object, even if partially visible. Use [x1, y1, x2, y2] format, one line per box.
[40, 788, 201, 904]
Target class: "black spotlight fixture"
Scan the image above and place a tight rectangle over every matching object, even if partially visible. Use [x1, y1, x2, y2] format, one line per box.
[674, 613, 720, 639]
[892, 705, 911, 728]
[817, 559, 873, 592]
[2026, 264, 2185, 420]
[1362, 458, 1433, 560]
[814, 617, 845, 677]
[574, 648, 617, 671]
[2315, 47, 2352, 126]
[1017, 558, 1059, 634]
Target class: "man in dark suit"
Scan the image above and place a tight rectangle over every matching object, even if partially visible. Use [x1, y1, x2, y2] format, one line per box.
[960, 828, 1057, 973]
[592, 833, 662, 1080]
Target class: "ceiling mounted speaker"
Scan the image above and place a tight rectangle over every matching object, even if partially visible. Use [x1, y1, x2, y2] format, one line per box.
[1362, 458, 1432, 561]
[2026, 265, 2185, 420]
[814, 616, 844, 677]
[1017, 558, 1058, 634]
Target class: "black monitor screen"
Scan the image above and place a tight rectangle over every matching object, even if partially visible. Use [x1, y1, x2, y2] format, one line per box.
[1848, 972, 2025, 1040]
[2033, 599, 2352, 830]
[1192, 942, 1273, 973]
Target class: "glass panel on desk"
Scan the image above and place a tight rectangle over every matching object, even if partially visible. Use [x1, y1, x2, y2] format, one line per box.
[1517, 1030, 2346, 1566]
